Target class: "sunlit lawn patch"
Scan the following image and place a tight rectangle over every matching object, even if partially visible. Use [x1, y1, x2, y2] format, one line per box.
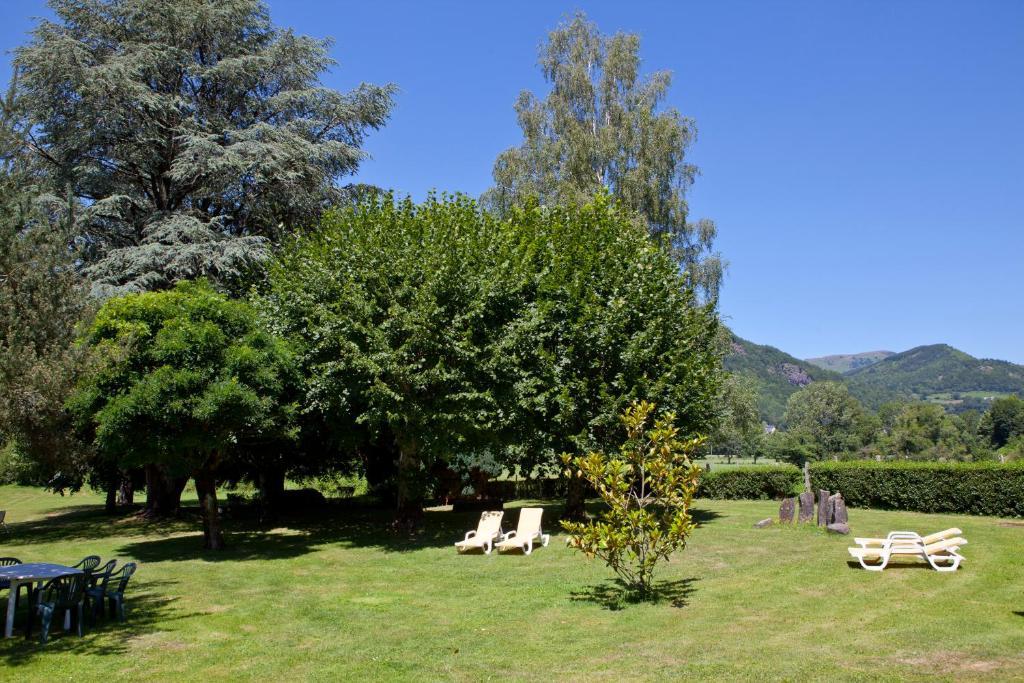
[1, 485, 1022, 681]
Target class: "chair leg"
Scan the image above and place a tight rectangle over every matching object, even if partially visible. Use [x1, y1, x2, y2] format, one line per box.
[118, 598, 126, 623]
[858, 553, 889, 571]
[39, 605, 53, 644]
[927, 553, 962, 572]
[76, 603, 83, 637]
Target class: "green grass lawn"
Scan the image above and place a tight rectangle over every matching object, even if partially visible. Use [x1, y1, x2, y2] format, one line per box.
[1, 485, 1022, 681]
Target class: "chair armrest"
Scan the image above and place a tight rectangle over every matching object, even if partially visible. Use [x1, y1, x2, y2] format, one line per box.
[501, 530, 517, 541]
[464, 530, 477, 541]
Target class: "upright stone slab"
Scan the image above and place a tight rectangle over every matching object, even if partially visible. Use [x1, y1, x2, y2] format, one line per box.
[817, 489, 830, 526]
[827, 493, 841, 525]
[832, 492, 849, 524]
[779, 497, 796, 524]
[798, 492, 815, 523]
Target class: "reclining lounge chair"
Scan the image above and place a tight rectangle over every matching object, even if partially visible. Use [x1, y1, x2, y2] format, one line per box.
[454, 511, 504, 554]
[495, 507, 550, 555]
[848, 535, 967, 572]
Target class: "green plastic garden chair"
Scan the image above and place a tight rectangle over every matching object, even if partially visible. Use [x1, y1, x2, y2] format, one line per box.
[33, 574, 87, 644]
[85, 559, 117, 620]
[71, 555, 101, 573]
[0, 557, 24, 604]
[104, 563, 137, 623]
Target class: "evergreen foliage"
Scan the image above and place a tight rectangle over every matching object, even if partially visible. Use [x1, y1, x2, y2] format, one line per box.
[0, 78, 92, 489]
[14, 0, 395, 295]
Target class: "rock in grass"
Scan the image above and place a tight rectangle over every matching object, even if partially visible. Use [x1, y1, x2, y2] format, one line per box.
[779, 497, 795, 524]
[754, 518, 773, 528]
[798, 492, 815, 523]
[826, 522, 850, 535]
[832, 493, 849, 524]
[817, 489, 830, 526]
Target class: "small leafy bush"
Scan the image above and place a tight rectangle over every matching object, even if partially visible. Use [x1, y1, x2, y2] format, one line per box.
[697, 466, 802, 500]
[810, 461, 1024, 517]
[562, 401, 702, 598]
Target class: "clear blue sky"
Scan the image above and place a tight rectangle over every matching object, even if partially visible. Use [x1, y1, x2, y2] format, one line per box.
[2, 1, 1022, 362]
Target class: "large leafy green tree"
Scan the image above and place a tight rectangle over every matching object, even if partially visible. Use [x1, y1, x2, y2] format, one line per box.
[263, 193, 721, 525]
[783, 381, 865, 461]
[68, 281, 298, 549]
[979, 395, 1024, 449]
[14, 0, 395, 295]
[262, 195, 525, 528]
[708, 374, 763, 460]
[499, 195, 721, 518]
[484, 12, 721, 299]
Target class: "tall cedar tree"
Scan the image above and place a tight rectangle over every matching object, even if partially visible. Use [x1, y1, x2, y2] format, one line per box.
[484, 12, 721, 300]
[14, 0, 394, 295]
[0, 76, 92, 491]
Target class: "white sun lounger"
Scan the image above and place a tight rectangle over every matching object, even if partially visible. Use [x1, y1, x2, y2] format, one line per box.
[495, 507, 550, 555]
[853, 527, 962, 549]
[848, 536, 967, 572]
[454, 510, 504, 554]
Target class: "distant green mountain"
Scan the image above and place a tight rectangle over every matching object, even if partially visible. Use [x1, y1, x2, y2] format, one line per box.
[805, 351, 894, 374]
[724, 334, 844, 424]
[727, 337, 1024, 421]
[844, 344, 1024, 409]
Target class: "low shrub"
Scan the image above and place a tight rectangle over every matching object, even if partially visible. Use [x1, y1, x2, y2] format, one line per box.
[810, 461, 1024, 517]
[697, 466, 802, 500]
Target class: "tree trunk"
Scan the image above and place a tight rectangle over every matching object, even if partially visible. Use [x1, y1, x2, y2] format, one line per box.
[257, 465, 286, 523]
[363, 431, 399, 503]
[562, 475, 588, 522]
[394, 436, 423, 532]
[144, 464, 188, 517]
[194, 464, 225, 551]
[104, 480, 117, 514]
[117, 475, 134, 507]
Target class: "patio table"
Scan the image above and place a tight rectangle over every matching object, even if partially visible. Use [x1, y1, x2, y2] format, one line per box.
[0, 563, 83, 638]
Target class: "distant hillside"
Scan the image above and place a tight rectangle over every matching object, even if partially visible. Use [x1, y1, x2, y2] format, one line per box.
[806, 351, 894, 374]
[724, 334, 844, 424]
[845, 344, 1024, 409]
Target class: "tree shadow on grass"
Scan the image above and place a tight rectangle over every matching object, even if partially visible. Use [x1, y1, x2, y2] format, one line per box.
[1013, 611, 1024, 618]
[570, 577, 699, 611]
[690, 507, 722, 526]
[117, 503, 569, 561]
[0, 579, 203, 666]
[4, 504, 198, 549]
[7, 495, 723, 564]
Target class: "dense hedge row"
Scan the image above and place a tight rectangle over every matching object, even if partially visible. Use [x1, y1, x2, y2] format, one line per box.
[485, 478, 573, 501]
[696, 466, 802, 500]
[810, 461, 1024, 517]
